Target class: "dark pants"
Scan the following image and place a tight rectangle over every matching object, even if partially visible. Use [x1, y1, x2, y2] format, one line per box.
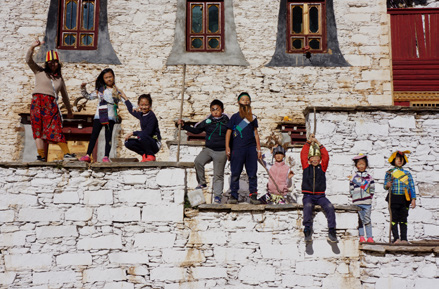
[230, 146, 258, 199]
[302, 194, 336, 229]
[125, 136, 159, 156]
[87, 119, 115, 156]
[391, 203, 409, 241]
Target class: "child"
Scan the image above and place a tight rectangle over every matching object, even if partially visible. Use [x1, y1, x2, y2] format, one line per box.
[177, 99, 229, 204]
[225, 92, 262, 204]
[266, 145, 294, 204]
[384, 151, 416, 244]
[300, 134, 337, 242]
[349, 154, 375, 243]
[80, 68, 123, 163]
[123, 94, 161, 162]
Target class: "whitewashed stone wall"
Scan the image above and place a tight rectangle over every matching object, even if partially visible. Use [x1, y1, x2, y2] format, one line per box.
[307, 107, 439, 244]
[1, 0, 392, 161]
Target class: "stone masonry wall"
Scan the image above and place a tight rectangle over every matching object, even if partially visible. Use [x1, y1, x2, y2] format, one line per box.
[0, 0, 392, 161]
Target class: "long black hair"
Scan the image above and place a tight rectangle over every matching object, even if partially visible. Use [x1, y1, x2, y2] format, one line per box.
[43, 60, 62, 77]
[95, 68, 115, 90]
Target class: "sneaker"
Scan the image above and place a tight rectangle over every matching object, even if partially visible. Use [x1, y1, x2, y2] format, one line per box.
[141, 154, 148, 162]
[36, 156, 47, 162]
[249, 193, 261, 205]
[393, 239, 400, 244]
[79, 155, 91, 163]
[102, 156, 110, 163]
[214, 196, 222, 204]
[366, 237, 375, 243]
[228, 197, 238, 204]
[327, 228, 338, 243]
[63, 153, 77, 161]
[304, 228, 313, 242]
[359, 236, 366, 243]
[141, 155, 156, 162]
[195, 184, 207, 190]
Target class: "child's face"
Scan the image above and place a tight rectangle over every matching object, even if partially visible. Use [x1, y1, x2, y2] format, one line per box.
[274, 153, 284, 162]
[356, 159, 367, 172]
[395, 156, 404, 167]
[210, 105, 223, 118]
[138, 98, 151, 114]
[309, 156, 321, 166]
[238, 95, 251, 106]
[103, 71, 115, 87]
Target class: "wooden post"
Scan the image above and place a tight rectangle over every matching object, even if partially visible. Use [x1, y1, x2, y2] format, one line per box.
[176, 64, 186, 163]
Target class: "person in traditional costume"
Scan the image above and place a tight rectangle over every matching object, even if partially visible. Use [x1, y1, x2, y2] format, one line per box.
[300, 134, 337, 242]
[27, 38, 76, 161]
[384, 151, 416, 244]
[225, 92, 262, 204]
[265, 145, 294, 204]
[349, 154, 375, 243]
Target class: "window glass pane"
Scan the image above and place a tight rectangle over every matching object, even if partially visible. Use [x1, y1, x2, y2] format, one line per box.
[208, 37, 219, 49]
[81, 34, 93, 46]
[208, 5, 219, 33]
[292, 5, 303, 34]
[292, 38, 303, 49]
[309, 38, 320, 49]
[191, 38, 203, 49]
[65, 0, 78, 30]
[82, 1, 95, 30]
[64, 34, 76, 46]
[309, 6, 319, 33]
[191, 5, 203, 33]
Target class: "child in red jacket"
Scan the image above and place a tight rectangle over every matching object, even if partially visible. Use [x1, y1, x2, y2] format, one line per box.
[301, 134, 337, 243]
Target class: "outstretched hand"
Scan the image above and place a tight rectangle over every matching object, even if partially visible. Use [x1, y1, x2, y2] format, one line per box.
[31, 38, 44, 49]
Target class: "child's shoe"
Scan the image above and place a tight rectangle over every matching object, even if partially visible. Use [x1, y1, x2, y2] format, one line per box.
[144, 155, 156, 162]
[359, 236, 366, 243]
[249, 193, 261, 205]
[195, 184, 207, 190]
[304, 227, 313, 242]
[228, 196, 238, 204]
[102, 156, 111, 163]
[327, 228, 338, 243]
[36, 156, 47, 162]
[366, 237, 375, 243]
[79, 155, 91, 163]
[63, 153, 77, 161]
[214, 196, 222, 204]
[141, 154, 148, 162]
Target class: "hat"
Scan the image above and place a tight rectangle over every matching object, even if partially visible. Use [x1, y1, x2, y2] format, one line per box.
[352, 153, 368, 161]
[238, 92, 251, 101]
[46, 50, 59, 62]
[273, 146, 286, 156]
[308, 143, 321, 159]
[388, 150, 410, 164]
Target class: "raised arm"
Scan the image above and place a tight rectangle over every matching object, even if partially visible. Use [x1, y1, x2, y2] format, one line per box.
[26, 38, 44, 73]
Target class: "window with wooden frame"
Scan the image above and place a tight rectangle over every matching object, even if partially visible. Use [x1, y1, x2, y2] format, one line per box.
[286, 1, 326, 53]
[186, 1, 225, 52]
[58, 0, 99, 50]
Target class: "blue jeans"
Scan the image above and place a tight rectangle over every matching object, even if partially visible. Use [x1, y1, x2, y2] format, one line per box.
[230, 146, 258, 199]
[302, 194, 336, 229]
[356, 204, 372, 238]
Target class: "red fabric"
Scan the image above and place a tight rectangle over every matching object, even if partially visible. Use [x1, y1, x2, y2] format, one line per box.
[30, 93, 66, 143]
[300, 142, 329, 172]
[267, 161, 290, 195]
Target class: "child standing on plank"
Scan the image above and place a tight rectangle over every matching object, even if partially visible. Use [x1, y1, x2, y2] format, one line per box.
[384, 151, 416, 244]
[349, 154, 375, 243]
[265, 145, 294, 204]
[123, 94, 161, 162]
[225, 92, 262, 204]
[80, 68, 124, 163]
[177, 99, 229, 204]
[300, 134, 337, 242]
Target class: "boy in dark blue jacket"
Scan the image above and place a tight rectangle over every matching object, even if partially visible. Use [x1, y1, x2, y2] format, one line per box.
[178, 100, 229, 204]
[300, 134, 337, 243]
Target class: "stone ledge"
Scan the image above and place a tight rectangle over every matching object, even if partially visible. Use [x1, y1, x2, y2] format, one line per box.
[197, 204, 359, 212]
[0, 161, 194, 169]
[303, 105, 439, 115]
[360, 241, 439, 254]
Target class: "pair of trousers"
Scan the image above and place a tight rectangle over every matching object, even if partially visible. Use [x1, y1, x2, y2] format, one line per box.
[302, 193, 336, 229]
[230, 146, 258, 199]
[356, 204, 373, 238]
[87, 119, 115, 156]
[125, 136, 159, 156]
[391, 203, 409, 241]
[194, 148, 227, 197]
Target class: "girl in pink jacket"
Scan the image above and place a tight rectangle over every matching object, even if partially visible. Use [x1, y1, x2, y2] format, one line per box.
[266, 146, 295, 204]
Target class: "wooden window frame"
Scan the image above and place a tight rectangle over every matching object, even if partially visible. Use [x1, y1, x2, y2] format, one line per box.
[286, 0, 327, 54]
[186, 1, 225, 52]
[58, 0, 100, 50]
